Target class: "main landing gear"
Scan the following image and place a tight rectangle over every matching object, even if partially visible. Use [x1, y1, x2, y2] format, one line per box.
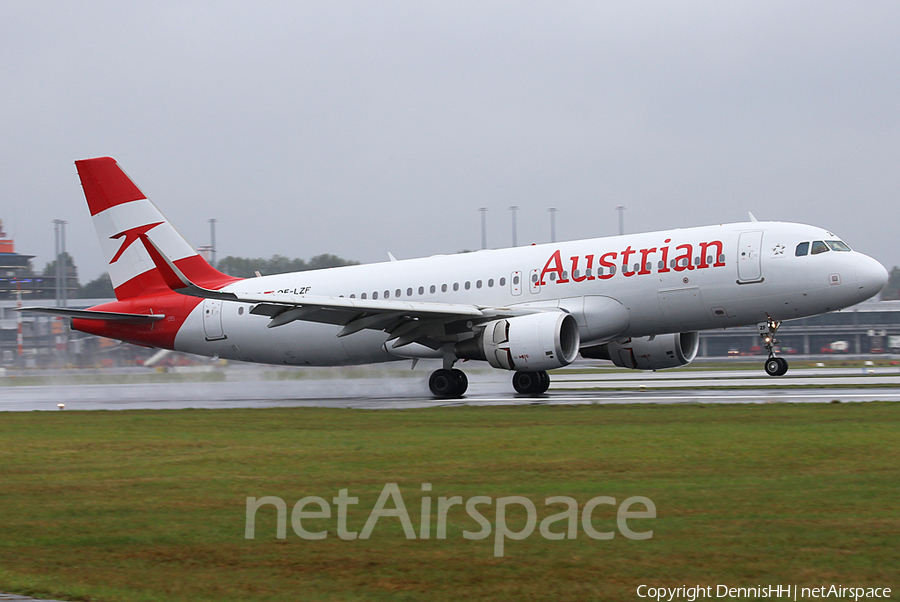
[758, 317, 789, 377]
[428, 368, 468, 398]
[427, 367, 552, 398]
[512, 370, 551, 395]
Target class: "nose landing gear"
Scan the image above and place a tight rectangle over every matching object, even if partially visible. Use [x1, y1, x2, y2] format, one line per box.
[764, 356, 788, 377]
[758, 317, 789, 376]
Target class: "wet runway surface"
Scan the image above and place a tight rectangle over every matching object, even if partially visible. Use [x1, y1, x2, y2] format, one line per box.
[2, 365, 899, 411]
[0, 594, 69, 602]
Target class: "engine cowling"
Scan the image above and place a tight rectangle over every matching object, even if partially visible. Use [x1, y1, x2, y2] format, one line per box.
[581, 332, 699, 370]
[456, 312, 581, 371]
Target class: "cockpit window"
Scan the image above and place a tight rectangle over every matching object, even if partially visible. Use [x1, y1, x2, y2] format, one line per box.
[825, 240, 851, 252]
[795, 242, 809, 256]
[811, 241, 829, 255]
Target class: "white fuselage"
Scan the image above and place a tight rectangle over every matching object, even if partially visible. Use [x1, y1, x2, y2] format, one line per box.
[171, 221, 885, 367]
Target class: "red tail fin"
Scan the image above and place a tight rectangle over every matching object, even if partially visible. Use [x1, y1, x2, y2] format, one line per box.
[76, 157, 239, 300]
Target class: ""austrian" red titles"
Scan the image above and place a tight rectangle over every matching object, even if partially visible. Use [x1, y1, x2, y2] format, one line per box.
[539, 239, 726, 285]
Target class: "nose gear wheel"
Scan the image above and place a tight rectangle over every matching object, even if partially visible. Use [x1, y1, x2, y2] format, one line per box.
[758, 317, 789, 377]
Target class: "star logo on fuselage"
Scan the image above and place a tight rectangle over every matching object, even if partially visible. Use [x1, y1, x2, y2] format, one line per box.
[772, 244, 785, 255]
[109, 222, 164, 264]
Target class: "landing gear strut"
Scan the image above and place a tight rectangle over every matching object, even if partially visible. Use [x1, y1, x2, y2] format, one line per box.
[512, 370, 551, 395]
[758, 317, 788, 376]
[429, 368, 468, 398]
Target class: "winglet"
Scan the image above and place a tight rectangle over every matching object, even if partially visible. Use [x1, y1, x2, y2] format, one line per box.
[139, 236, 238, 301]
[139, 235, 193, 290]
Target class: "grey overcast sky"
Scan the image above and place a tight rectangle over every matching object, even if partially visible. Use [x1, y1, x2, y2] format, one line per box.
[2, 1, 898, 281]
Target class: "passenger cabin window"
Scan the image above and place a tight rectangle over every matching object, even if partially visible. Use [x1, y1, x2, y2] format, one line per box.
[811, 241, 829, 255]
[795, 242, 809, 256]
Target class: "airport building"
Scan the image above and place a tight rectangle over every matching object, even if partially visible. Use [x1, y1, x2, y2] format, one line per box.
[0, 220, 78, 301]
[699, 299, 900, 357]
[3, 295, 899, 369]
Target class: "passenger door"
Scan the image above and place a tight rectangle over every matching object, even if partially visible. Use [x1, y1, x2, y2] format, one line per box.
[737, 231, 764, 283]
[202, 298, 226, 340]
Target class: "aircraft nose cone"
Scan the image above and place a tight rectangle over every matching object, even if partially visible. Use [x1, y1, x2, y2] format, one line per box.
[856, 256, 889, 301]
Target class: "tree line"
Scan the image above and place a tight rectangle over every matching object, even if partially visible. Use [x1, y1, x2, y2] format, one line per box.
[215, 254, 359, 278]
[883, 267, 900, 300]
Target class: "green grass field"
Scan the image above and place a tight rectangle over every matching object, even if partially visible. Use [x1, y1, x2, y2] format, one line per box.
[1, 403, 898, 601]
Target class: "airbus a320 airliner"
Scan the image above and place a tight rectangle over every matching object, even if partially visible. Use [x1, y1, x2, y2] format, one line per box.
[23, 157, 888, 397]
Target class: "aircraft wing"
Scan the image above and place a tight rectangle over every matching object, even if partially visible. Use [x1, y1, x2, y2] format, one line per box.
[140, 236, 539, 349]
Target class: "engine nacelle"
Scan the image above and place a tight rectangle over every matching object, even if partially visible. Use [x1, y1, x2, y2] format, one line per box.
[456, 312, 580, 371]
[581, 332, 699, 370]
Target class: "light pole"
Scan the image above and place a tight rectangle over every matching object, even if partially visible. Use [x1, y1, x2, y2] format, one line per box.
[53, 220, 59, 306]
[61, 220, 67, 308]
[548, 207, 557, 243]
[509, 206, 519, 247]
[616, 205, 625, 236]
[53, 219, 67, 307]
[208, 219, 217, 268]
[479, 208, 487, 250]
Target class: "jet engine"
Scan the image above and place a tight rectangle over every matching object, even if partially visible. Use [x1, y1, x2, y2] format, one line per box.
[456, 312, 580, 371]
[581, 332, 699, 370]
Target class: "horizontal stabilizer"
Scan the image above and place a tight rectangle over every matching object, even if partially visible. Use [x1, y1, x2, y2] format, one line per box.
[18, 307, 165, 323]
